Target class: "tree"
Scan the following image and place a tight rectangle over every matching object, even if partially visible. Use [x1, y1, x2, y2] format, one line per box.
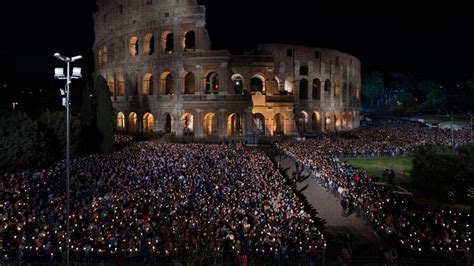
[39, 110, 81, 157]
[79, 82, 99, 154]
[362, 71, 384, 107]
[0, 112, 49, 170]
[411, 145, 460, 202]
[94, 76, 115, 153]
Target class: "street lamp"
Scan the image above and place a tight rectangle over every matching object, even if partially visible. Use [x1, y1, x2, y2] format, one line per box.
[53, 53, 82, 266]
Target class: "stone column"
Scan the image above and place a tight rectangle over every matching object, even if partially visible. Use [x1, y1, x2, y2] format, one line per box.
[218, 63, 229, 95]
[321, 111, 326, 132]
[195, 108, 204, 138]
[195, 65, 203, 94]
[218, 109, 227, 138]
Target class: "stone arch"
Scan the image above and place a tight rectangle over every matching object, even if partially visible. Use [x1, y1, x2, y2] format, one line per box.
[181, 113, 194, 135]
[297, 111, 309, 133]
[205, 71, 219, 94]
[312, 112, 321, 132]
[143, 72, 153, 96]
[143, 112, 155, 133]
[160, 71, 174, 95]
[273, 113, 285, 135]
[284, 76, 294, 94]
[312, 79, 321, 100]
[161, 31, 174, 53]
[227, 113, 243, 137]
[129, 36, 139, 56]
[184, 72, 196, 94]
[117, 112, 125, 131]
[342, 112, 347, 129]
[204, 113, 217, 136]
[325, 112, 332, 131]
[128, 112, 138, 133]
[250, 74, 266, 93]
[347, 112, 353, 129]
[183, 31, 196, 51]
[164, 113, 173, 133]
[334, 80, 341, 98]
[253, 113, 265, 135]
[231, 74, 244, 94]
[144, 32, 155, 55]
[335, 112, 342, 130]
[324, 79, 331, 98]
[107, 75, 115, 96]
[117, 74, 125, 96]
[299, 79, 308, 100]
[98, 49, 102, 67]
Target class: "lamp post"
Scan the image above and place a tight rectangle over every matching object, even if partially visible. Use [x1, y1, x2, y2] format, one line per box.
[53, 53, 82, 266]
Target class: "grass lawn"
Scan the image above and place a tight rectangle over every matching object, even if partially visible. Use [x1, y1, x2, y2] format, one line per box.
[417, 114, 471, 122]
[346, 156, 413, 184]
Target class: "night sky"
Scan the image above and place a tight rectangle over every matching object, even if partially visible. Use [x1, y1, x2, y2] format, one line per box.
[2, 0, 473, 94]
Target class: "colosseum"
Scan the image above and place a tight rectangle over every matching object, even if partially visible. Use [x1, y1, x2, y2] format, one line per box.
[93, 0, 361, 138]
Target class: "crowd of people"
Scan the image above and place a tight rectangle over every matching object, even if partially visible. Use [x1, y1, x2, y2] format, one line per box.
[276, 119, 473, 258]
[1, 142, 325, 264]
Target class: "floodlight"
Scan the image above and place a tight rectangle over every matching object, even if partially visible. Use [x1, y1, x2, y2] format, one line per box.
[55, 68, 65, 79]
[72, 67, 82, 78]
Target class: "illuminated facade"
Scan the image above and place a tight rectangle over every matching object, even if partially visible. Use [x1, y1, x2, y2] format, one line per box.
[94, 0, 361, 138]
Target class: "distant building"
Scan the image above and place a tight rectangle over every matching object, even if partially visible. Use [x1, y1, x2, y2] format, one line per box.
[93, 0, 361, 137]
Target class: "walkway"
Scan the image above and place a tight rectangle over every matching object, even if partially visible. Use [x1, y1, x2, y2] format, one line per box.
[274, 154, 384, 264]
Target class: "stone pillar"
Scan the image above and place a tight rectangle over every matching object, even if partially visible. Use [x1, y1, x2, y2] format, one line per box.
[218, 109, 227, 138]
[321, 112, 326, 132]
[244, 108, 253, 135]
[329, 112, 335, 132]
[195, 108, 204, 138]
[218, 63, 229, 95]
[195, 65, 203, 94]
[155, 112, 162, 132]
[174, 110, 183, 136]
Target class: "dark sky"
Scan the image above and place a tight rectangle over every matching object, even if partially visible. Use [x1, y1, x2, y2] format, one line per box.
[2, 0, 473, 93]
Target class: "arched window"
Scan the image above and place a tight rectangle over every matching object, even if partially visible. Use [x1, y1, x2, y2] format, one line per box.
[143, 73, 153, 96]
[324, 79, 331, 98]
[253, 113, 265, 135]
[231, 74, 244, 94]
[117, 112, 125, 131]
[284, 77, 294, 95]
[297, 111, 308, 133]
[299, 79, 308, 100]
[107, 75, 115, 96]
[312, 79, 321, 100]
[164, 113, 173, 133]
[183, 31, 195, 51]
[161, 31, 174, 53]
[325, 112, 331, 131]
[98, 50, 102, 67]
[334, 81, 341, 97]
[250, 75, 265, 93]
[128, 112, 138, 133]
[227, 113, 242, 137]
[143, 113, 155, 133]
[204, 113, 217, 136]
[205, 71, 219, 94]
[144, 33, 155, 55]
[160, 72, 173, 95]
[102, 46, 108, 65]
[129, 37, 139, 56]
[312, 112, 321, 132]
[184, 73, 195, 94]
[181, 113, 194, 135]
[117, 74, 125, 96]
[273, 113, 285, 135]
